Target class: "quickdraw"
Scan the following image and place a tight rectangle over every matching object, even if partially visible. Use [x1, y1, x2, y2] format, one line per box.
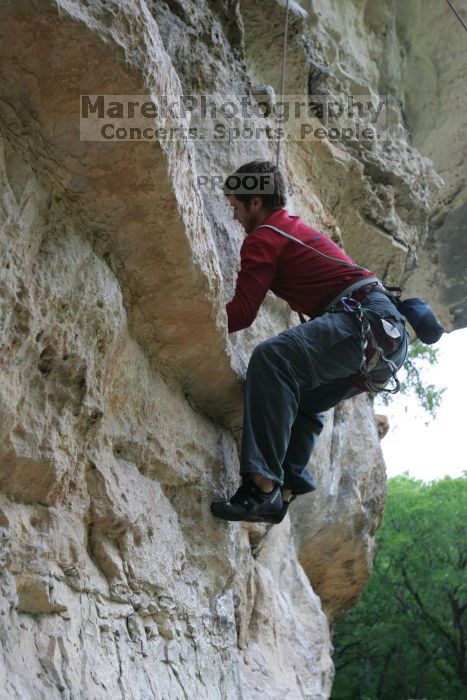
[330, 296, 402, 395]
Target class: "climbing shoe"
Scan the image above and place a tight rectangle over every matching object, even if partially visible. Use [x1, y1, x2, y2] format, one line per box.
[210, 481, 283, 522]
[261, 493, 297, 524]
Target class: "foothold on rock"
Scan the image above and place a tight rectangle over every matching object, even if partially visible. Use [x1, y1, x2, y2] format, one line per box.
[375, 414, 390, 440]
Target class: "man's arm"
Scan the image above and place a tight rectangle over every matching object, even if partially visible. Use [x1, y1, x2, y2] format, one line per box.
[226, 233, 279, 332]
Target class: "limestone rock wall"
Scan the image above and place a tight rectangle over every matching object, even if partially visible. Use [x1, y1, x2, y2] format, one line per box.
[395, 0, 467, 329]
[0, 2, 332, 697]
[0, 1, 464, 698]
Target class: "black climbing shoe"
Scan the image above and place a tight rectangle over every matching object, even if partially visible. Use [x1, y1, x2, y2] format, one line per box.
[261, 493, 297, 524]
[210, 482, 283, 522]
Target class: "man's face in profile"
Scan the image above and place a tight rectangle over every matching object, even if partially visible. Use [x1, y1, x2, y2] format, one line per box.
[228, 195, 263, 235]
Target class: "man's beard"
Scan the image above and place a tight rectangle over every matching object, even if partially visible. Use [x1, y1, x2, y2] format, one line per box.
[245, 211, 260, 234]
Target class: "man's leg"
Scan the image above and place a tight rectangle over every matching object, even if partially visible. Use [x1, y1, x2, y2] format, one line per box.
[260, 377, 362, 524]
[281, 409, 323, 495]
[239, 313, 365, 482]
[211, 311, 365, 522]
[282, 377, 361, 495]
[210, 334, 304, 522]
[240, 334, 306, 486]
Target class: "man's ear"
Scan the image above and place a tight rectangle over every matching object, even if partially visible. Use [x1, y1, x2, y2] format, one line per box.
[250, 196, 262, 210]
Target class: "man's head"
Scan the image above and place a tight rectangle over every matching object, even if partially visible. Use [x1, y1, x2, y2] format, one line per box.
[224, 160, 286, 234]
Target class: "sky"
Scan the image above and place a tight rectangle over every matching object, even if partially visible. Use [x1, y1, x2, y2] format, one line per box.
[375, 328, 467, 482]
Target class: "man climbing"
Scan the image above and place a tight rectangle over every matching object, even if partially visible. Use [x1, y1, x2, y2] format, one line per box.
[210, 160, 408, 524]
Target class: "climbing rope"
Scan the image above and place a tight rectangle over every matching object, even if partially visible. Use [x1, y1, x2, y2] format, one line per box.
[446, 0, 467, 32]
[276, 0, 290, 166]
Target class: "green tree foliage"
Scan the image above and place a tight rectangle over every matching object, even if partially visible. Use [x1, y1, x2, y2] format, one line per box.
[379, 340, 445, 420]
[332, 476, 467, 700]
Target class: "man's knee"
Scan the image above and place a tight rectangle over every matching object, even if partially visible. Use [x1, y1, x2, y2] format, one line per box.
[249, 336, 282, 369]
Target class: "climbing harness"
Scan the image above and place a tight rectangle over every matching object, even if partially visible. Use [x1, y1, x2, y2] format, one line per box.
[276, 0, 290, 167]
[328, 295, 406, 394]
[255, 223, 413, 394]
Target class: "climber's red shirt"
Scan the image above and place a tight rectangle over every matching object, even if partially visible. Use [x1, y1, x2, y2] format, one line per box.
[226, 208, 375, 333]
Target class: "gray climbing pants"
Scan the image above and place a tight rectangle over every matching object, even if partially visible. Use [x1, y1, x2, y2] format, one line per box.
[240, 292, 408, 494]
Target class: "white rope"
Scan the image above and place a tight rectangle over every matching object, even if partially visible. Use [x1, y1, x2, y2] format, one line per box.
[446, 0, 467, 32]
[276, 0, 290, 167]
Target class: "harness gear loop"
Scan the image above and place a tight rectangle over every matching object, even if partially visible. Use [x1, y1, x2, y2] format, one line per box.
[328, 297, 403, 394]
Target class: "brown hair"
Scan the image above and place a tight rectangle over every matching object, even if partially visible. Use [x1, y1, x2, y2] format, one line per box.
[223, 160, 287, 211]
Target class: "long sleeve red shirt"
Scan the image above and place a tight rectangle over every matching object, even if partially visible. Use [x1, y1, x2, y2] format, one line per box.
[226, 208, 375, 332]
